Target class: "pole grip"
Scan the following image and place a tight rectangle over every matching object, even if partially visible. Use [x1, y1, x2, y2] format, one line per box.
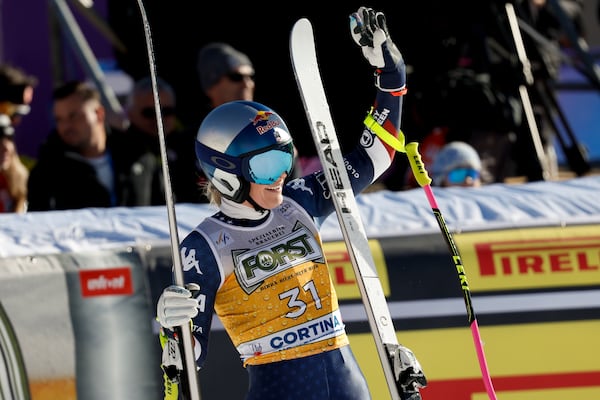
[405, 142, 432, 187]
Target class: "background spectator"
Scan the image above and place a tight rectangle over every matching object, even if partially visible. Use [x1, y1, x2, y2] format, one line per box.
[0, 63, 39, 212]
[430, 141, 484, 187]
[196, 42, 307, 179]
[0, 63, 38, 170]
[197, 42, 255, 109]
[0, 115, 28, 212]
[27, 81, 119, 210]
[0, 63, 37, 130]
[119, 75, 203, 204]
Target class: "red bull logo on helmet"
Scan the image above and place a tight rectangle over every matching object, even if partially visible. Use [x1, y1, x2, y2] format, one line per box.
[251, 111, 273, 125]
[251, 111, 281, 135]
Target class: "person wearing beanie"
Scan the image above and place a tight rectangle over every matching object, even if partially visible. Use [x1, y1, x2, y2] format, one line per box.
[196, 42, 304, 180]
[430, 141, 483, 187]
[196, 42, 255, 108]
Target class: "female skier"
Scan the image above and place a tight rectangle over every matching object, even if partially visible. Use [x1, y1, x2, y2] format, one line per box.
[156, 6, 426, 400]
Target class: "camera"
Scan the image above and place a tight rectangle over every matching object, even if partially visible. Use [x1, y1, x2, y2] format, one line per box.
[0, 82, 31, 105]
[0, 64, 37, 118]
[0, 114, 15, 139]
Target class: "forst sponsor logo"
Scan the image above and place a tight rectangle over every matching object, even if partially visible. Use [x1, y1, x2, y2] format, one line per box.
[232, 224, 323, 293]
[475, 237, 600, 276]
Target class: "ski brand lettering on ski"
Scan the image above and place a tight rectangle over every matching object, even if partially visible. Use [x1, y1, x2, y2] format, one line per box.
[315, 121, 343, 189]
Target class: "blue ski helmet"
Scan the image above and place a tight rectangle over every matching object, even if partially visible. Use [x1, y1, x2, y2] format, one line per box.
[195, 101, 295, 203]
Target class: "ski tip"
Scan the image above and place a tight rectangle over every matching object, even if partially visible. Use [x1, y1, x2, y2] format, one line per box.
[292, 17, 312, 33]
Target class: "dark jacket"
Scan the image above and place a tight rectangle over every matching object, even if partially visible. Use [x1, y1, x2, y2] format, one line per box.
[27, 131, 120, 211]
[111, 125, 206, 205]
[27, 128, 204, 211]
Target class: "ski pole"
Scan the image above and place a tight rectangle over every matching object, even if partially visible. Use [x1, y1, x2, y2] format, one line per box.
[134, 1, 201, 399]
[404, 141, 498, 400]
[363, 115, 497, 399]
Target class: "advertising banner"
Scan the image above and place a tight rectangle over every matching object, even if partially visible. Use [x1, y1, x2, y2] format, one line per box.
[1, 176, 600, 399]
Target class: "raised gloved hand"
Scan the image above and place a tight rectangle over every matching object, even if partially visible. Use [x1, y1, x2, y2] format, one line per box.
[386, 343, 428, 400]
[156, 284, 200, 329]
[350, 6, 406, 93]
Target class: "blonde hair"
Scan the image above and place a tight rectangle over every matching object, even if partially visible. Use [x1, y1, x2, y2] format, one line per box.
[201, 181, 222, 206]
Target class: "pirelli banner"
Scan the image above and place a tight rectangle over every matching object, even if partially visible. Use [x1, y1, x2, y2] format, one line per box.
[342, 225, 600, 400]
[1, 177, 600, 400]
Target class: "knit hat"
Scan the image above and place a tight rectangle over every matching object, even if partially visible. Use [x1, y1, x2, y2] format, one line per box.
[197, 43, 253, 92]
[430, 141, 481, 186]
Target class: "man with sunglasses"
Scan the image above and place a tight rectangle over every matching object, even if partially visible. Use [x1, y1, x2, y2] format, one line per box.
[430, 141, 484, 187]
[118, 75, 205, 204]
[197, 42, 256, 109]
[196, 43, 304, 181]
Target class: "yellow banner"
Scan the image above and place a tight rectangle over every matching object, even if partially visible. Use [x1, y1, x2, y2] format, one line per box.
[350, 320, 600, 400]
[455, 225, 600, 291]
[323, 240, 390, 300]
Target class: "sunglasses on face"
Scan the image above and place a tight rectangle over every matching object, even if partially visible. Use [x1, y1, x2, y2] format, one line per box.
[140, 106, 176, 119]
[226, 72, 255, 83]
[446, 168, 480, 184]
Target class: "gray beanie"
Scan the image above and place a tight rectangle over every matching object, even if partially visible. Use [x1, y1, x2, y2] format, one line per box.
[431, 141, 482, 186]
[197, 42, 253, 92]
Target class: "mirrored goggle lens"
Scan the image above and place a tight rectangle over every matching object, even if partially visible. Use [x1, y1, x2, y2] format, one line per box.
[447, 168, 480, 184]
[247, 148, 293, 184]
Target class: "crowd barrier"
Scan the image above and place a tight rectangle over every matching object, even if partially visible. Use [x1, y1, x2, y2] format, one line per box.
[1, 176, 599, 399]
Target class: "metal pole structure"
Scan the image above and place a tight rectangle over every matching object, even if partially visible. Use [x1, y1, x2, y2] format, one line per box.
[505, 2, 552, 180]
[50, 0, 126, 129]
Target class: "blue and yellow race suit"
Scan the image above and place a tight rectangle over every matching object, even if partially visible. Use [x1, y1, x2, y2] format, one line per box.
[164, 87, 403, 400]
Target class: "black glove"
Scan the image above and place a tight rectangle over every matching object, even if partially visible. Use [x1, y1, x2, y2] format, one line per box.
[350, 6, 406, 93]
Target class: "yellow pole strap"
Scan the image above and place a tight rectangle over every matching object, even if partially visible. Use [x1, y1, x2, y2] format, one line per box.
[363, 113, 406, 153]
[363, 113, 432, 187]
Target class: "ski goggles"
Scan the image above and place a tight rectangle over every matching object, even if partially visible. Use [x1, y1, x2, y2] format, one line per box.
[242, 142, 294, 185]
[446, 168, 480, 184]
